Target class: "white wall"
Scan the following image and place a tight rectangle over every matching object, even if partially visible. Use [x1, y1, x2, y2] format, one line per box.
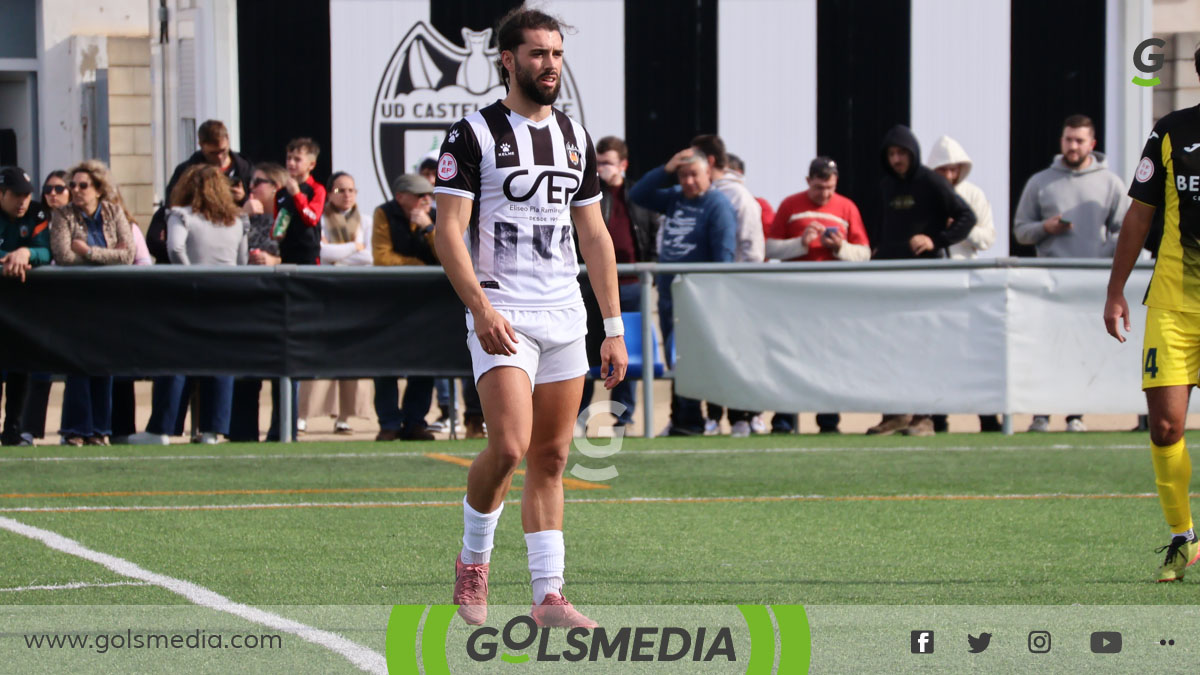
[36, 0, 150, 178]
[717, 0, 816, 209]
[910, 0, 1011, 258]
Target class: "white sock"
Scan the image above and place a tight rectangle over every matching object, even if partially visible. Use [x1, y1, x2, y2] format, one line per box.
[526, 529, 565, 605]
[460, 496, 503, 565]
[1172, 528, 1195, 542]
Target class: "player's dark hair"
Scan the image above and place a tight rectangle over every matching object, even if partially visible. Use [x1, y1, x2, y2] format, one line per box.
[690, 134, 728, 170]
[1063, 114, 1095, 136]
[197, 120, 228, 146]
[494, 5, 572, 92]
[286, 137, 321, 158]
[596, 136, 628, 161]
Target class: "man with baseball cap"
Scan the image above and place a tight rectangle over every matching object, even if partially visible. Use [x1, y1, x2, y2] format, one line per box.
[0, 166, 51, 447]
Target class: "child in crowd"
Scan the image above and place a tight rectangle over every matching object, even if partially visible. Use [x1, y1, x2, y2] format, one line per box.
[273, 137, 326, 265]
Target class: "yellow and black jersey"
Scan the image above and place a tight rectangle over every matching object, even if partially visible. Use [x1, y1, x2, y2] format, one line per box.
[1131, 104, 1200, 312]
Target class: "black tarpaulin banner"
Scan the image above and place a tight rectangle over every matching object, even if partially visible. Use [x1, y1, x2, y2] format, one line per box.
[0, 267, 475, 377]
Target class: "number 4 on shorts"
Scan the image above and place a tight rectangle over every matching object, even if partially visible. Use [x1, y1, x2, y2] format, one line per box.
[1145, 347, 1159, 379]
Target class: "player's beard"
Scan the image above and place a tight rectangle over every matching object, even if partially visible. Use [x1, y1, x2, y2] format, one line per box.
[515, 62, 561, 106]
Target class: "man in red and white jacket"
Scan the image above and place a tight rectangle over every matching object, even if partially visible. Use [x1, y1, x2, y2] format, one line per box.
[767, 157, 869, 262]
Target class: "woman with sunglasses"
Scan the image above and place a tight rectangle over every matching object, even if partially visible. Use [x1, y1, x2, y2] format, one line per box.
[40, 170, 70, 210]
[297, 171, 372, 434]
[49, 160, 135, 446]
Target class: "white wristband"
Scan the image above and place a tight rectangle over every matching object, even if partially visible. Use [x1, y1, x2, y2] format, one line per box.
[603, 316, 625, 338]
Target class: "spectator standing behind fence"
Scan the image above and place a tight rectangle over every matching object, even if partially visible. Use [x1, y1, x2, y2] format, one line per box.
[727, 154, 775, 243]
[867, 125, 975, 438]
[690, 135, 765, 437]
[576, 136, 658, 430]
[765, 156, 869, 435]
[18, 171, 70, 445]
[926, 135, 1000, 433]
[274, 138, 325, 266]
[371, 173, 438, 441]
[297, 171, 373, 435]
[1014, 114, 1128, 433]
[50, 160, 135, 446]
[148, 120, 253, 263]
[631, 148, 736, 436]
[228, 163, 289, 442]
[0, 167, 50, 446]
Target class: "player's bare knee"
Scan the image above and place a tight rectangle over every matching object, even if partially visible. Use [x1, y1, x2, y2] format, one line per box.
[1150, 418, 1185, 447]
[487, 441, 526, 474]
[525, 445, 569, 478]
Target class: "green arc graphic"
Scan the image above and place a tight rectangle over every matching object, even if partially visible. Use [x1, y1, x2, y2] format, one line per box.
[1132, 76, 1161, 87]
[500, 653, 530, 664]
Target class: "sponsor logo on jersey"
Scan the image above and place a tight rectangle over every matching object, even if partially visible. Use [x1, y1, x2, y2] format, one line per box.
[372, 22, 585, 200]
[499, 142, 514, 157]
[501, 169, 580, 204]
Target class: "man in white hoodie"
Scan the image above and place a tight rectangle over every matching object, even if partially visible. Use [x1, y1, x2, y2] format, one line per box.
[926, 135, 995, 260]
[1016, 114, 1129, 433]
[927, 136, 1000, 433]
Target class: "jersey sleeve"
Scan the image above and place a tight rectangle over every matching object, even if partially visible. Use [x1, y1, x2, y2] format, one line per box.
[433, 119, 482, 200]
[1129, 123, 1167, 208]
[572, 129, 602, 206]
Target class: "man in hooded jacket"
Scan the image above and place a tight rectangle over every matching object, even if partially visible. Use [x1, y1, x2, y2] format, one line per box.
[867, 125, 975, 437]
[926, 135, 996, 260]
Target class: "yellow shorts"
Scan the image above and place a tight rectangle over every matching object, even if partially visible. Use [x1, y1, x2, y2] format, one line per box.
[1143, 306, 1200, 389]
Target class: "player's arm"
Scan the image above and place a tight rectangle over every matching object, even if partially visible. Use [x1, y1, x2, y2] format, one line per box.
[573, 200, 628, 389]
[1104, 199, 1155, 343]
[433, 193, 518, 355]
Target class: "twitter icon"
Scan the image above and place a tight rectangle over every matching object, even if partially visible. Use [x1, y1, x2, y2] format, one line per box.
[968, 633, 992, 653]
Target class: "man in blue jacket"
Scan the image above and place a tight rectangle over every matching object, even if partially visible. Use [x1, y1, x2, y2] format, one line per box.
[630, 149, 736, 435]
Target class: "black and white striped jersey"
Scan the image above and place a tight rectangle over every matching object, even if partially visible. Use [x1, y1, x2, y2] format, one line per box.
[434, 100, 601, 310]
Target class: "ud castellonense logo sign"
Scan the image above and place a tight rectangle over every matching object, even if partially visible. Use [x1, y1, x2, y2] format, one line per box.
[371, 22, 586, 199]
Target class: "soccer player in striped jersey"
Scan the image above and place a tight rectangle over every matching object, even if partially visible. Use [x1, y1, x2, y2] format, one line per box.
[433, 6, 627, 626]
[1105, 45, 1200, 582]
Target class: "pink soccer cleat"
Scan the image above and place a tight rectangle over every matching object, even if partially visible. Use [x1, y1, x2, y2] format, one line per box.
[531, 593, 598, 628]
[453, 557, 490, 624]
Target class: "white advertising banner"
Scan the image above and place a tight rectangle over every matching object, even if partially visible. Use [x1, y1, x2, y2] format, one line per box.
[329, 0, 624, 215]
[672, 264, 1179, 414]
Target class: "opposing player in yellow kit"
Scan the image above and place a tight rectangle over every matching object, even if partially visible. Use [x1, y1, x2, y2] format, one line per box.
[1105, 46, 1200, 582]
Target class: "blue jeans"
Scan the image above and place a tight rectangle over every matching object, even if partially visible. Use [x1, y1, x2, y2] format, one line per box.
[374, 376, 434, 432]
[60, 375, 113, 438]
[147, 375, 233, 436]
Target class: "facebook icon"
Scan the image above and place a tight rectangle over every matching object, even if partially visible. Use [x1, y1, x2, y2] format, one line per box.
[911, 630, 935, 654]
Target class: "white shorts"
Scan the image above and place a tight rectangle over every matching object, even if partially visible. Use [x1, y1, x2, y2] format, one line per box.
[466, 305, 589, 391]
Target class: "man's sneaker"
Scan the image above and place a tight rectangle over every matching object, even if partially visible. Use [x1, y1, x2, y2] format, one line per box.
[454, 557, 490, 624]
[902, 416, 935, 437]
[126, 431, 170, 446]
[1156, 534, 1200, 582]
[1066, 418, 1087, 433]
[296, 418, 307, 433]
[749, 415, 768, 434]
[866, 414, 912, 436]
[531, 594, 598, 628]
[427, 416, 449, 433]
[334, 420, 353, 435]
[703, 419, 720, 436]
[198, 432, 221, 445]
[1028, 416, 1050, 432]
[730, 420, 751, 438]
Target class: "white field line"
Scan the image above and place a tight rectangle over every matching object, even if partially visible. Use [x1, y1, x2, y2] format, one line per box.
[0, 492, 1167, 514]
[0, 581, 150, 593]
[0, 443, 1145, 464]
[0, 517, 386, 674]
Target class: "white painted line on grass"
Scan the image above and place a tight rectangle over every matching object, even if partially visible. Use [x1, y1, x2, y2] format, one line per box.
[0, 581, 150, 593]
[0, 492, 1168, 514]
[0, 443, 1145, 464]
[0, 516, 386, 674]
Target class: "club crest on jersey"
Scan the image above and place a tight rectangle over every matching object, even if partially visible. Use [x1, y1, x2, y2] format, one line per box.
[372, 21, 585, 198]
[18, 225, 28, 238]
[566, 141, 581, 168]
[1136, 157, 1155, 183]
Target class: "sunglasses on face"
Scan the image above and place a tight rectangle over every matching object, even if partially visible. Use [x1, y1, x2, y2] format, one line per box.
[70, 182, 92, 191]
[43, 184, 68, 194]
[251, 177, 274, 187]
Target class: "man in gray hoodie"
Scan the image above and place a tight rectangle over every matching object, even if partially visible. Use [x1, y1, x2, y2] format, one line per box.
[1015, 114, 1129, 433]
